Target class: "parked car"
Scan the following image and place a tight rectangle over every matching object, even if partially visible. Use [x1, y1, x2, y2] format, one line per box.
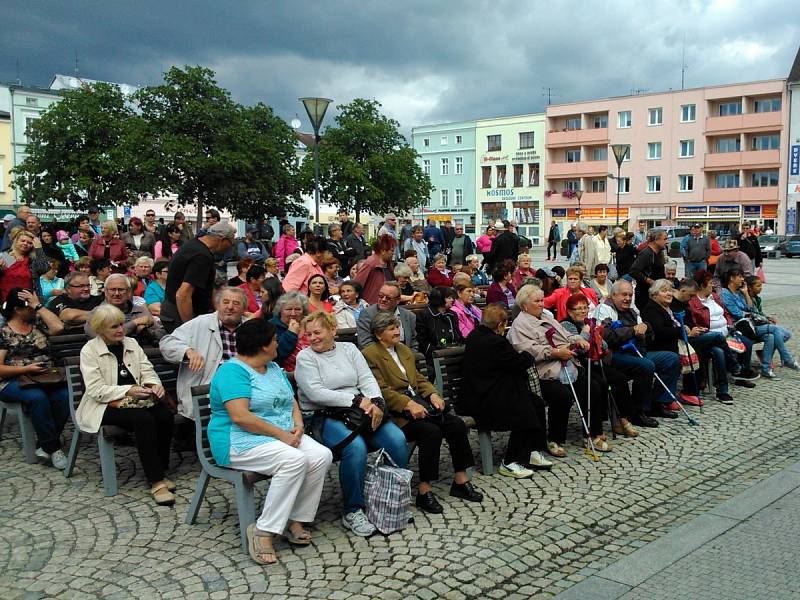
[650, 226, 692, 258]
[780, 235, 800, 258]
[758, 235, 786, 258]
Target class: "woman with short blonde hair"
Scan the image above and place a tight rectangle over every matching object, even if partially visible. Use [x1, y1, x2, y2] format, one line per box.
[0, 228, 51, 302]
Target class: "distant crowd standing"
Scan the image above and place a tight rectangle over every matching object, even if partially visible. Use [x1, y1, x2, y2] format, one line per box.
[1, 204, 795, 566]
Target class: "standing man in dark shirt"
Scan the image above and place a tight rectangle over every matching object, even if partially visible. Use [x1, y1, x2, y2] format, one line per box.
[338, 210, 354, 239]
[488, 220, 519, 272]
[628, 229, 667, 311]
[736, 221, 762, 272]
[160, 221, 235, 333]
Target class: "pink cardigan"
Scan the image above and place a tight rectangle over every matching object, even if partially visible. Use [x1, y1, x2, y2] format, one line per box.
[274, 234, 300, 270]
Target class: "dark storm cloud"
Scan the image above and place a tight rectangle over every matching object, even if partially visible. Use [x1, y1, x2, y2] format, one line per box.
[3, 0, 799, 134]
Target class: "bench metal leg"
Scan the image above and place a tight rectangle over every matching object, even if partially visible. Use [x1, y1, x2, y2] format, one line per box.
[185, 470, 211, 525]
[235, 479, 257, 553]
[97, 434, 118, 497]
[17, 404, 38, 464]
[64, 428, 81, 477]
[478, 430, 494, 475]
[0, 404, 6, 440]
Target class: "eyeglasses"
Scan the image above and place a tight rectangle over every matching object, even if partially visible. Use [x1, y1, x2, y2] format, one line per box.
[68, 283, 90, 288]
[377, 293, 400, 300]
[145, 213, 155, 217]
[106, 288, 129, 294]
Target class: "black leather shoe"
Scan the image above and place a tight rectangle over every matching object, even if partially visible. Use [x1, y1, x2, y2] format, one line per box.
[647, 405, 679, 419]
[449, 481, 484, 503]
[416, 491, 444, 514]
[630, 412, 659, 428]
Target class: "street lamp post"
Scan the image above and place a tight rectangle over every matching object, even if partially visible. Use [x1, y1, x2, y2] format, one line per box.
[575, 189, 583, 227]
[610, 144, 630, 229]
[299, 97, 333, 227]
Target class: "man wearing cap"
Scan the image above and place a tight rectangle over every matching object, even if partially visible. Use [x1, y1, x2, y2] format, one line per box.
[488, 219, 519, 271]
[160, 221, 236, 332]
[715, 239, 753, 279]
[237, 226, 268, 261]
[1, 204, 32, 251]
[680, 223, 711, 279]
[87, 207, 103, 236]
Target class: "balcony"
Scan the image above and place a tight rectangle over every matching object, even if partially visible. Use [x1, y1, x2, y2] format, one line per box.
[705, 111, 782, 135]
[704, 149, 781, 171]
[546, 127, 609, 148]
[543, 191, 606, 207]
[703, 186, 779, 203]
[545, 160, 608, 178]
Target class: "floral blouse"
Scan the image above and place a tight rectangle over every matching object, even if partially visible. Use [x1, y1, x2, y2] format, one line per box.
[0, 318, 52, 390]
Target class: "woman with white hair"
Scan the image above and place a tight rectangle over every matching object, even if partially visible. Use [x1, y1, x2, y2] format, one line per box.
[88, 221, 129, 269]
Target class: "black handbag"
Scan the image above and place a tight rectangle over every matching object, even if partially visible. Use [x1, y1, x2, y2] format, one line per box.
[734, 317, 759, 340]
[402, 390, 450, 418]
[313, 398, 386, 459]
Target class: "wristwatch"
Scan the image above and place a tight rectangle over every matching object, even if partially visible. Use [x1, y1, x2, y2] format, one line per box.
[32, 304, 43, 311]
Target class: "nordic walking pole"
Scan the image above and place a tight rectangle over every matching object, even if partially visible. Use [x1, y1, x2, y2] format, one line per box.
[565, 369, 600, 462]
[621, 340, 700, 426]
[675, 311, 704, 414]
[598, 361, 622, 440]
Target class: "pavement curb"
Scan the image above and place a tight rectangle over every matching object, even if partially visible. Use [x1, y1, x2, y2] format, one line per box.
[553, 460, 800, 599]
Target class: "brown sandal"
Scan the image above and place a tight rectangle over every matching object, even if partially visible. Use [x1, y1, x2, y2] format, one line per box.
[285, 524, 313, 545]
[150, 482, 175, 506]
[547, 442, 567, 458]
[247, 524, 278, 565]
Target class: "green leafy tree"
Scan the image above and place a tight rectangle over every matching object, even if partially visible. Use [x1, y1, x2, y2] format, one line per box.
[299, 98, 432, 221]
[12, 82, 148, 210]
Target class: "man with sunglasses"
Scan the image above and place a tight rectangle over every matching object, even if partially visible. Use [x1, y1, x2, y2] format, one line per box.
[48, 271, 103, 329]
[143, 210, 160, 236]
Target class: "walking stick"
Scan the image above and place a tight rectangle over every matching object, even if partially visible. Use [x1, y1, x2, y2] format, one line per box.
[675, 311, 704, 414]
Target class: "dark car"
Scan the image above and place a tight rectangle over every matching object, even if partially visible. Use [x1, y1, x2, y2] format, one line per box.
[758, 235, 786, 258]
[780, 235, 800, 258]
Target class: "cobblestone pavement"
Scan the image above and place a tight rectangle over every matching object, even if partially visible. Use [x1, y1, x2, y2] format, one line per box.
[2, 296, 800, 599]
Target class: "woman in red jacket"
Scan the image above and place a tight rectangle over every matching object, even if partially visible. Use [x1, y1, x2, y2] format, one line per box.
[426, 254, 454, 287]
[543, 266, 598, 321]
[88, 220, 129, 271]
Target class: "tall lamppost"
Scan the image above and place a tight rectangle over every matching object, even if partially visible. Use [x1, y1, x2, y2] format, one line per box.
[575, 189, 583, 227]
[610, 143, 630, 228]
[299, 97, 332, 226]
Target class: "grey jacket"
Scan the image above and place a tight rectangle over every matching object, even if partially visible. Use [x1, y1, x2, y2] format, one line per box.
[357, 304, 418, 351]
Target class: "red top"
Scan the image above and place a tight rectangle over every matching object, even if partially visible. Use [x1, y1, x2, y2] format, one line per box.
[426, 268, 455, 287]
[543, 287, 599, 321]
[353, 253, 394, 305]
[88, 237, 129, 266]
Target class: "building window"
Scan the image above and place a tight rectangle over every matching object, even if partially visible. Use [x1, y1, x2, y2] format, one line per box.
[528, 163, 540, 186]
[754, 98, 781, 113]
[617, 177, 630, 193]
[25, 97, 38, 106]
[519, 131, 535, 148]
[24, 117, 37, 142]
[566, 149, 581, 163]
[591, 179, 606, 193]
[440, 157, 449, 175]
[422, 159, 430, 175]
[487, 135, 501, 151]
[681, 104, 696, 122]
[423, 138, 430, 147]
[618, 111, 632, 128]
[716, 173, 740, 188]
[455, 156, 463, 175]
[513, 164, 523, 187]
[679, 174, 694, 192]
[647, 142, 662, 160]
[593, 114, 608, 128]
[482, 166, 492, 188]
[647, 176, 661, 193]
[751, 171, 779, 187]
[455, 188, 463, 207]
[496, 165, 507, 188]
[591, 147, 607, 161]
[719, 101, 742, 116]
[440, 189, 449, 207]
[679, 139, 694, 158]
[751, 134, 780, 150]
[565, 179, 581, 191]
[716, 137, 741, 153]
[440, 136, 448, 145]
[565, 117, 581, 131]
[648, 107, 663, 126]
[455, 135, 463, 144]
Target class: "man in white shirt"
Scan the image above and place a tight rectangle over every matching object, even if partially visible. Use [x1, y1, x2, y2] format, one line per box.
[594, 225, 612, 266]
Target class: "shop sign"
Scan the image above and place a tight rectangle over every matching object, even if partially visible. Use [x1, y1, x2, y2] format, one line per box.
[639, 206, 670, 219]
[575, 207, 604, 219]
[481, 154, 509, 164]
[791, 145, 800, 176]
[788, 208, 797, 235]
[605, 207, 629, 219]
[512, 150, 540, 161]
[419, 207, 472, 214]
[677, 205, 708, 217]
[743, 205, 761, 217]
[762, 204, 778, 218]
[708, 205, 740, 216]
[789, 183, 800, 195]
[551, 208, 567, 218]
[485, 189, 515, 197]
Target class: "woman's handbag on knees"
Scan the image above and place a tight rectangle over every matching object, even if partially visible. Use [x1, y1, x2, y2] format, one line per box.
[17, 366, 66, 389]
[725, 334, 746, 354]
[363, 448, 413, 535]
[734, 317, 759, 341]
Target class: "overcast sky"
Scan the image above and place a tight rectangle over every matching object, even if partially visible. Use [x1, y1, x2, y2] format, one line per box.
[4, 0, 799, 135]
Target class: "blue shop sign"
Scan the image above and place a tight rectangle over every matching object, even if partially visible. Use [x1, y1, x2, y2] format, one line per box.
[551, 208, 567, 217]
[791, 145, 800, 176]
[743, 206, 761, 217]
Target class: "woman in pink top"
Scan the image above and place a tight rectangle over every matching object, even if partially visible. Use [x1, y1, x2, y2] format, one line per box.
[451, 282, 482, 338]
[274, 224, 300, 271]
[511, 254, 536, 290]
[475, 225, 496, 254]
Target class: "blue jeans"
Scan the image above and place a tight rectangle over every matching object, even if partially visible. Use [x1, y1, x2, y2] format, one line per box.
[611, 350, 680, 410]
[320, 417, 408, 515]
[755, 324, 795, 371]
[689, 331, 731, 394]
[685, 260, 707, 279]
[0, 380, 69, 454]
[645, 351, 681, 404]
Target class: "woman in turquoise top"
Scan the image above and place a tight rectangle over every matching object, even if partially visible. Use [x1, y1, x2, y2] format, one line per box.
[209, 319, 332, 565]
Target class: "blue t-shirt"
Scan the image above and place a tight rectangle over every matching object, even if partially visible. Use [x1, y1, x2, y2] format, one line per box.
[143, 282, 165, 306]
[208, 358, 295, 466]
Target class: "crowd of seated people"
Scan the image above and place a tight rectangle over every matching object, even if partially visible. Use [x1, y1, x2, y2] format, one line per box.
[6, 213, 798, 566]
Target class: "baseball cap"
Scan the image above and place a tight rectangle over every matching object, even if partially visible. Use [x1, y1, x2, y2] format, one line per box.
[206, 221, 236, 240]
[3, 214, 14, 222]
[384, 213, 397, 221]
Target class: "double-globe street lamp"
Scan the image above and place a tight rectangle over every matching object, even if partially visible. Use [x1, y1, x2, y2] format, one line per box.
[575, 189, 583, 227]
[299, 97, 333, 227]
[610, 143, 631, 229]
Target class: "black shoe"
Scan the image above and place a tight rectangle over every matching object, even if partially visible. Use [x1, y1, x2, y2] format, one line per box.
[416, 491, 444, 514]
[733, 379, 756, 388]
[736, 369, 761, 381]
[630, 412, 659, 428]
[716, 393, 734, 405]
[647, 405, 679, 419]
[449, 481, 484, 503]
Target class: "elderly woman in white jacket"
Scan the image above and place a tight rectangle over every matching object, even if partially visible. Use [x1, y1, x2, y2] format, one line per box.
[77, 304, 176, 505]
[507, 285, 608, 457]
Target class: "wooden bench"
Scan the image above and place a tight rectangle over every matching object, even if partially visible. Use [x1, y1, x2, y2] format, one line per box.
[432, 346, 494, 475]
[334, 327, 358, 345]
[50, 333, 89, 364]
[185, 385, 270, 552]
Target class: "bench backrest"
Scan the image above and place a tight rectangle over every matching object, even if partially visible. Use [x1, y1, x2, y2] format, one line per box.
[191, 384, 215, 468]
[144, 348, 179, 396]
[335, 327, 357, 345]
[432, 346, 465, 408]
[50, 334, 89, 364]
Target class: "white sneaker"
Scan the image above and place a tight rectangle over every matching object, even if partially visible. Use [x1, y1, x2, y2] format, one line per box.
[50, 449, 68, 470]
[342, 509, 376, 537]
[528, 451, 554, 470]
[35, 447, 49, 461]
[498, 461, 534, 479]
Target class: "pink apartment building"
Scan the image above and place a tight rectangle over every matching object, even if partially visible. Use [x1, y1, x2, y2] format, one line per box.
[544, 79, 789, 235]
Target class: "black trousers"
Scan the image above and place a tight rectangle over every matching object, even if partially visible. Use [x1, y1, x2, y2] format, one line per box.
[547, 240, 558, 259]
[402, 413, 474, 482]
[594, 363, 635, 419]
[102, 403, 174, 484]
[540, 371, 604, 442]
